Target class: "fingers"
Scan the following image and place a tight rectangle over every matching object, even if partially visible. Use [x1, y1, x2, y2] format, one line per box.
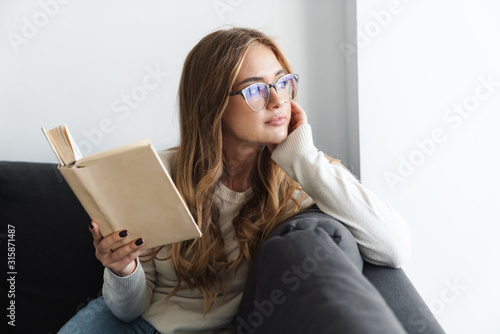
[89, 221, 120, 253]
[96, 228, 129, 254]
[290, 101, 308, 131]
[268, 101, 308, 153]
[291, 101, 308, 125]
[89, 220, 145, 276]
[104, 238, 145, 276]
[89, 220, 104, 249]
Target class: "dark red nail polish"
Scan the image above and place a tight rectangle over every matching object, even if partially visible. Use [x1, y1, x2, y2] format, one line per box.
[119, 230, 128, 238]
[135, 238, 144, 246]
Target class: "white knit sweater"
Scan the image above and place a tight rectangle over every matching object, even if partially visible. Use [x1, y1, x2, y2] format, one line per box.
[102, 124, 411, 333]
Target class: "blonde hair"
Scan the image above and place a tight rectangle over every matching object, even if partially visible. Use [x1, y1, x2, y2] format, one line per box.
[143, 27, 313, 312]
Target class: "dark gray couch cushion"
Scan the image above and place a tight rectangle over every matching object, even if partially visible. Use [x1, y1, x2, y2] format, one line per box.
[0, 162, 103, 334]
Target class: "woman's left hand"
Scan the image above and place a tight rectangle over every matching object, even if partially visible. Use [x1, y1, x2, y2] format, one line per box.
[267, 101, 308, 153]
[288, 100, 308, 132]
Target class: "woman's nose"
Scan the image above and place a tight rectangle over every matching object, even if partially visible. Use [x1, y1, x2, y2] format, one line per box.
[267, 86, 285, 109]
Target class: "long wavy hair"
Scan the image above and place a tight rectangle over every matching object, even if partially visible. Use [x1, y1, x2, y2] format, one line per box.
[142, 27, 312, 313]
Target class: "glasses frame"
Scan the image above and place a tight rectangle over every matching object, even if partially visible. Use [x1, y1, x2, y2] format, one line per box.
[229, 73, 299, 112]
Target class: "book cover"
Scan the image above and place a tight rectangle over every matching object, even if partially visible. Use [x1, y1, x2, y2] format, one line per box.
[42, 126, 202, 250]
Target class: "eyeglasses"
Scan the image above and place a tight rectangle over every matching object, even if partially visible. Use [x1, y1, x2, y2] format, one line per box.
[230, 73, 299, 112]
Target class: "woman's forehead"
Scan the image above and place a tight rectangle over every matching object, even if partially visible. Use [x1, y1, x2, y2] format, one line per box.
[236, 44, 283, 84]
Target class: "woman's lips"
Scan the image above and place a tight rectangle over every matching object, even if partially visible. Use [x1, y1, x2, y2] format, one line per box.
[265, 114, 286, 126]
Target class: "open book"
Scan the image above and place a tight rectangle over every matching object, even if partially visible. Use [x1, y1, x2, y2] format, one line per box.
[42, 125, 201, 250]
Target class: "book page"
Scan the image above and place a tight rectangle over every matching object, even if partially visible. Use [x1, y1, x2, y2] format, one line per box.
[63, 124, 82, 161]
[41, 127, 64, 165]
[42, 125, 80, 165]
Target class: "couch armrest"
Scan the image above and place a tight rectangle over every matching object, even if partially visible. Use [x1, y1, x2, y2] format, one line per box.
[363, 263, 445, 334]
[235, 205, 444, 334]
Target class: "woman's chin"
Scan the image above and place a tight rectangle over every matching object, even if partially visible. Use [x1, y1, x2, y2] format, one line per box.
[266, 133, 289, 146]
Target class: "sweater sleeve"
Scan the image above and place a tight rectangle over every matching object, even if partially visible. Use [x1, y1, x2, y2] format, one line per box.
[271, 124, 412, 268]
[102, 257, 156, 322]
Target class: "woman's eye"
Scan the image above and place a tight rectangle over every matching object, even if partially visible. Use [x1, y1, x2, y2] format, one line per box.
[276, 81, 286, 89]
[249, 85, 259, 94]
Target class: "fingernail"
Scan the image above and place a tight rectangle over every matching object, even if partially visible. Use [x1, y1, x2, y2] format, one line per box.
[89, 222, 94, 229]
[135, 238, 144, 246]
[119, 230, 128, 238]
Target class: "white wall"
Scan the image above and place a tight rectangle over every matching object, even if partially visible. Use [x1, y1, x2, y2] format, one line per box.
[302, 0, 360, 176]
[356, 0, 500, 333]
[0, 0, 353, 173]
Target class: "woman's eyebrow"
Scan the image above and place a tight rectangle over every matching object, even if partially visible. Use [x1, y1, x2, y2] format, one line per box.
[236, 69, 286, 88]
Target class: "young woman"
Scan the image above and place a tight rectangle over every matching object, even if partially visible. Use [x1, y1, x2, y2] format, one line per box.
[59, 27, 411, 333]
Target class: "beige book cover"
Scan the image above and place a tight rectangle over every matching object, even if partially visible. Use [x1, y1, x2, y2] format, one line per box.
[42, 125, 202, 250]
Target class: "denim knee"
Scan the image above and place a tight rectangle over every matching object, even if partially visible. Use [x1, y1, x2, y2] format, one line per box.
[58, 296, 158, 334]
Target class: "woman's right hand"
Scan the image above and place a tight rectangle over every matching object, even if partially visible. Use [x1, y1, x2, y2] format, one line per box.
[89, 221, 146, 277]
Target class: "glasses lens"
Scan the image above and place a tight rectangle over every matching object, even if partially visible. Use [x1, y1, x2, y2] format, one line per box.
[275, 74, 298, 101]
[244, 83, 269, 111]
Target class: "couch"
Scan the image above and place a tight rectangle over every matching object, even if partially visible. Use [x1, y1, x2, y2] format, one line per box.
[0, 161, 445, 334]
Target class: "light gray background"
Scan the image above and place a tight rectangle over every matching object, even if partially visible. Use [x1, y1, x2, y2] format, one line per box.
[0, 0, 359, 176]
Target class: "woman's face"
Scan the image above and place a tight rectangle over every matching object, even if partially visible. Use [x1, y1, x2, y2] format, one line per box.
[222, 43, 292, 152]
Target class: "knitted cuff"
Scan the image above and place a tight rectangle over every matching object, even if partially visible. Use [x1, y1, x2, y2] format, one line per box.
[104, 260, 143, 292]
[271, 124, 316, 179]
